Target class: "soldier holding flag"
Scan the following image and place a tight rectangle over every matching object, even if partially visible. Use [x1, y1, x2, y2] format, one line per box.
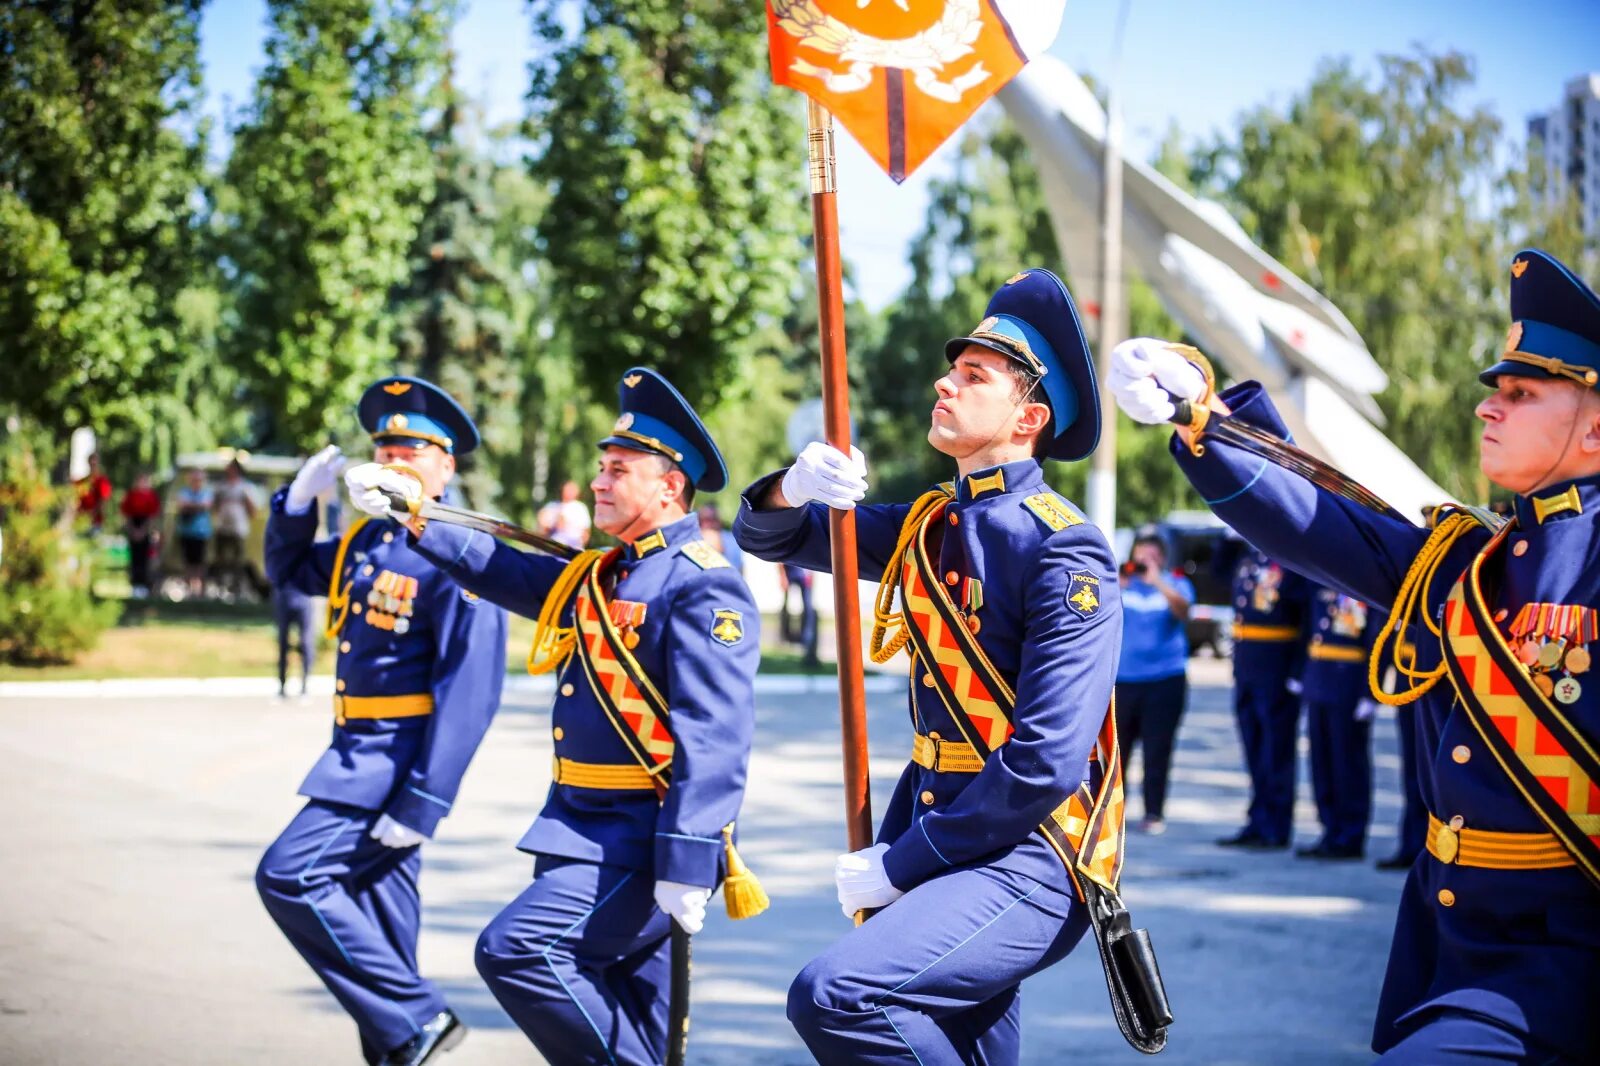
[1109, 249, 1600, 1063]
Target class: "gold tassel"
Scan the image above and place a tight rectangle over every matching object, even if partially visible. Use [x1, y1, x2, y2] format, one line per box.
[721, 823, 768, 920]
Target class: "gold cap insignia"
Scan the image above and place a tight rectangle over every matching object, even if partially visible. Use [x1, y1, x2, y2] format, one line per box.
[1511, 259, 1529, 279]
[1505, 321, 1524, 354]
[387, 413, 409, 430]
[614, 412, 634, 432]
[382, 381, 412, 395]
[1005, 272, 1030, 286]
[977, 316, 999, 333]
[623, 373, 643, 388]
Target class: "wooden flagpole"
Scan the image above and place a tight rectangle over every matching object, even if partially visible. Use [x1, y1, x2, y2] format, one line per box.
[806, 98, 875, 858]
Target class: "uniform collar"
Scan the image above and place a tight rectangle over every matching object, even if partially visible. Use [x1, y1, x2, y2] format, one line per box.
[622, 512, 700, 561]
[1514, 474, 1600, 528]
[954, 458, 1046, 504]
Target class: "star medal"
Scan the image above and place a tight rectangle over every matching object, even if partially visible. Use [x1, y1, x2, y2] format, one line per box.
[1554, 676, 1582, 704]
[393, 616, 410, 635]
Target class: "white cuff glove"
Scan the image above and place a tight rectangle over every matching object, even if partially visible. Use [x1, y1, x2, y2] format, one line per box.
[1107, 338, 1208, 425]
[344, 462, 421, 518]
[1355, 698, 1380, 722]
[369, 813, 428, 849]
[781, 441, 868, 511]
[834, 842, 904, 918]
[653, 880, 712, 935]
[285, 445, 345, 515]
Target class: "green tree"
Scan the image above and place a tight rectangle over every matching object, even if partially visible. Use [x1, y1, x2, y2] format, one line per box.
[221, 0, 451, 451]
[0, 0, 208, 468]
[1189, 50, 1510, 502]
[390, 84, 519, 510]
[526, 0, 808, 409]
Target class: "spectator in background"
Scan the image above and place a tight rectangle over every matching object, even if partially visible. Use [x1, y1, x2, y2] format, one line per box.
[76, 452, 113, 531]
[779, 562, 819, 668]
[1115, 533, 1195, 835]
[537, 479, 591, 550]
[175, 468, 213, 597]
[212, 459, 260, 598]
[697, 503, 744, 574]
[273, 582, 317, 700]
[120, 472, 162, 598]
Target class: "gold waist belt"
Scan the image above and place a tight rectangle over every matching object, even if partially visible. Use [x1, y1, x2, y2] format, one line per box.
[1426, 813, 1574, 870]
[910, 734, 985, 774]
[1308, 643, 1366, 663]
[1233, 623, 1300, 643]
[334, 693, 434, 724]
[552, 756, 658, 791]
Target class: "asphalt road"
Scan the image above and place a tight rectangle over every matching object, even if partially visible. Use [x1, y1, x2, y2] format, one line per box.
[0, 663, 1410, 1064]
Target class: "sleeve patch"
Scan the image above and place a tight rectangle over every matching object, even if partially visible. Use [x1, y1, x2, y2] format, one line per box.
[710, 608, 745, 646]
[681, 540, 730, 570]
[1022, 492, 1083, 532]
[1066, 570, 1102, 617]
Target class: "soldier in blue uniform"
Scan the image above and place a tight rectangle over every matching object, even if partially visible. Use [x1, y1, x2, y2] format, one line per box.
[735, 268, 1125, 1065]
[1110, 248, 1600, 1062]
[258, 377, 508, 1066]
[344, 368, 764, 1066]
[1221, 547, 1310, 849]
[1298, 586, 1380, 860]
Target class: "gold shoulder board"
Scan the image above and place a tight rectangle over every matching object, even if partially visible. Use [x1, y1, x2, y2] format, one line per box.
[1022, 492, 1083, 533]
[681, 540, 730, 570]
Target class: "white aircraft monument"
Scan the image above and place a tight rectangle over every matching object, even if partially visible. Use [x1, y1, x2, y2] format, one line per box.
[999, 56, 1449, 520]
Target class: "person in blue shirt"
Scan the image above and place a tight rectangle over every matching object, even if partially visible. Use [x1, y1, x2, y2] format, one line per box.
[1108, 249, 1600, 1064]
[258, 377, 507, 1066]
[1115, 533, 1195, 835]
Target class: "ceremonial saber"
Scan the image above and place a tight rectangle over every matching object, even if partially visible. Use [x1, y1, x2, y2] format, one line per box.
[377, 488, 697, 1066]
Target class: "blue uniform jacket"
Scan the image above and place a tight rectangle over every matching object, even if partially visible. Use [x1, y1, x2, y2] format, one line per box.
[407, 512, 759, 889]
[1303, 585, 1380, 710]
[1173, 382, 1600, 1058]
[265, 488, 507, 838]
[1231, 549, 1310, 685]
[733, 458, 1122, 893]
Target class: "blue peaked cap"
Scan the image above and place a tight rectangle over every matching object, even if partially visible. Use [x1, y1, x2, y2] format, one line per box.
[358, 376, 480, 455]
[1480, 249, 1600, 391]
[598, 367, 728, 492]
[944, 267, 1100, 462]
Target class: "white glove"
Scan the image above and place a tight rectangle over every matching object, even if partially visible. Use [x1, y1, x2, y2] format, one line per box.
[285, 445, 345, 515]
[1107, 338, 1208, 425]
[780, 442, 868, 511]
[369, 813, 427, 849]
[653, 880, 712, 935]
[1286, 677, 1305, 697]
[834, 842, 904, 918]
[1355, 698, 1380, 722]
[344, 462, 421, 518]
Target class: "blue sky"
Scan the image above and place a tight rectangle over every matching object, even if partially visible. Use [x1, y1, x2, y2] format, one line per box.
[201, 0, 1600, 308]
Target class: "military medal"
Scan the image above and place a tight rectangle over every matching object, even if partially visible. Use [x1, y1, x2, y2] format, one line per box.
[609, 600, 647, 652]
[960, 577, 983, 635]
[1508, 602, 1596, 704]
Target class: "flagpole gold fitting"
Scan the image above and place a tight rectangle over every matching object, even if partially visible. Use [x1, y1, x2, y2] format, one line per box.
[806, 98, 837, 195]
[381, 462, 426, 515]
[1165, 343, 1216, 457]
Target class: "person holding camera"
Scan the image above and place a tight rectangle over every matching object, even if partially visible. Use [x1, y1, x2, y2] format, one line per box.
[1114, 534, 1195, 834]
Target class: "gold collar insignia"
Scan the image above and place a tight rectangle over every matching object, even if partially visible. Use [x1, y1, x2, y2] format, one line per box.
[1532, 484, 1583, 525]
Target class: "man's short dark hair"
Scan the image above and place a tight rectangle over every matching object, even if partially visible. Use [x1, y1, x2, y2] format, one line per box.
[998, 361, 1055, 458]
[1131, 533, 1168, 563]
[654, 454, 696, 509]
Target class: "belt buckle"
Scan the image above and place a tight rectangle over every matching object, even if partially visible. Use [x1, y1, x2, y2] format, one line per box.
[1434, 821, 1459, 864]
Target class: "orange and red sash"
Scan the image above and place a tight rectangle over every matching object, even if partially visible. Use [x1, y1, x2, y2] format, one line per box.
[895, 496, 1126, 894]
[1440, 525, 1600, 888]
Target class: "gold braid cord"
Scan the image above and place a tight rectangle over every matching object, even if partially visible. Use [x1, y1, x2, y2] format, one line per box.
[1367, 510, 1485, 706]
[323, 517, 373, 639]
[527, 550, 607, 675]
[869, 486, 955, 664]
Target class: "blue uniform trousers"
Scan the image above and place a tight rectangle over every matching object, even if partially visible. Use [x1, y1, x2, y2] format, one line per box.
[1376, 1007, 1571, 1064]
[475, 857, 672, 1066]
[1235, 678, 1301, 843]
[256, 800, 446, 1061]
[787, 861, 1087, 1065]
[1305, 699, 1372, 852]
